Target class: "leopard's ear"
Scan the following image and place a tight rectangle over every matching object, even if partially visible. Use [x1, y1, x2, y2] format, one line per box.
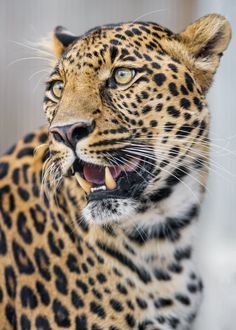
[53, 26, 78, 58]
[170, 14, 232, 93]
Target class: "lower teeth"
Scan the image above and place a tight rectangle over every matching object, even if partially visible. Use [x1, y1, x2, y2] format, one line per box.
[91, 185, 107, 193]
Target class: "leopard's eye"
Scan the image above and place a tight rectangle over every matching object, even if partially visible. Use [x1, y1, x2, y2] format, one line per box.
[51, 81, 64, 99]
[113, 68, 135, 85]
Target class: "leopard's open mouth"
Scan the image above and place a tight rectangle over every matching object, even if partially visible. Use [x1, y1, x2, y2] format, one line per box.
[67, 155, 155, 201]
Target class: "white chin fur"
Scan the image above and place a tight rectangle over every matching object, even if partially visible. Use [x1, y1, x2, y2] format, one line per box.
[82, 198, 136, 225]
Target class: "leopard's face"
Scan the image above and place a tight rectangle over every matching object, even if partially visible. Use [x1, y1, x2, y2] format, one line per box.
[43, 18, 230, 224]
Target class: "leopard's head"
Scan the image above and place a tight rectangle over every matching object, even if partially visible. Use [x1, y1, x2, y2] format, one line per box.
[43, 14, 231, 224]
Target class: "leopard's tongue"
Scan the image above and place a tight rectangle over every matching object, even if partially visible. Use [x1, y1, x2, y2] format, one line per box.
[83, 164, 122, 184]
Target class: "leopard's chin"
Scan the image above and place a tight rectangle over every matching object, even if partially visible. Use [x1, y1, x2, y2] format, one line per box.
[82, 197, 137, 225]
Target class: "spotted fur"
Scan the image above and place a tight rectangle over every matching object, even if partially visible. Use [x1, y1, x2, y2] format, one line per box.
[0, 14, 231, 329]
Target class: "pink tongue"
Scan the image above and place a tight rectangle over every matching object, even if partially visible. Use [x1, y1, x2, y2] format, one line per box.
[83, 164, 122, 184]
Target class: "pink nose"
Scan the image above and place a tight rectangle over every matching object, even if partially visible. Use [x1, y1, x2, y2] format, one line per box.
[50, 121, 95, 149]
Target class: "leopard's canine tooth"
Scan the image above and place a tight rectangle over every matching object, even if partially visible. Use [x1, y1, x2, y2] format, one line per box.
[105, 167, 117, 190]
[75, 173, 92, 193]
[71, 164, 75, 175]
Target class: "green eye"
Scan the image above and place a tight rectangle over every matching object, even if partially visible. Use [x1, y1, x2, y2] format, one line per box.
[113, 68, 135, 85]
[51, 80, 64, 99]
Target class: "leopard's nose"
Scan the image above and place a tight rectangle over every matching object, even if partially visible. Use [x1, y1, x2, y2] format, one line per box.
[50, 121, 95, 149]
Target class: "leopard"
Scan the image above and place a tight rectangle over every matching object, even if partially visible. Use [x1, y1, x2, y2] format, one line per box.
[0, 13, 231, 330]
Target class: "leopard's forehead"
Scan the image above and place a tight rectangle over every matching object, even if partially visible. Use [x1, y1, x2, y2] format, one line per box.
[61, 22, 173, 66]
[76, 21, 173, 45]
[91, 22, 172, 37]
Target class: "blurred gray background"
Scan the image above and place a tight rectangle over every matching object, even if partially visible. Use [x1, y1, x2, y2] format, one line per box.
[0, 0, 235, 328]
